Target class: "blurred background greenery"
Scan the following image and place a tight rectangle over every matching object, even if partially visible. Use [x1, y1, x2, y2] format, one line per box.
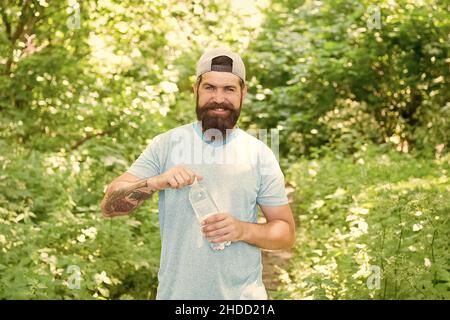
[0, 0, 448, 299]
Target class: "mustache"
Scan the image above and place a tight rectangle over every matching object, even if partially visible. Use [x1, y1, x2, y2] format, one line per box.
[202, 101, 234, 111]
[195, 99, 241, 137]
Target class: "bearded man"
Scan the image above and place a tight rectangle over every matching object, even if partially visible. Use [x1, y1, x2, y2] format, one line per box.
[100, 48, 295, 300]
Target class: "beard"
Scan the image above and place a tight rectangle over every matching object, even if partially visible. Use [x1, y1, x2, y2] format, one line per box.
[196, 100, 241, 139]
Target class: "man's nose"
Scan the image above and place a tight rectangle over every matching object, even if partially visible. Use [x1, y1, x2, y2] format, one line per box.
[212, 90, 225, 104]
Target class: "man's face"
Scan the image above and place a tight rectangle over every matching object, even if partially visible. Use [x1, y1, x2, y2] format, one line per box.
[194, 71, 247, 137]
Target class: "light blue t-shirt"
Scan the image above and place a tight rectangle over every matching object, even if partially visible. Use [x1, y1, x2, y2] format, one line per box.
[126, 121, 288, 300]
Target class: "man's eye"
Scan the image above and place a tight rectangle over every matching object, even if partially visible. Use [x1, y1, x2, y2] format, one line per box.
[205, 86, 214, 91]
[225, 87, 235, 92]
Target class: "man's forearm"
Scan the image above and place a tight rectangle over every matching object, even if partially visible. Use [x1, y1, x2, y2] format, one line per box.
[240, 220, 295, 250]
[100, 178, 158, 218]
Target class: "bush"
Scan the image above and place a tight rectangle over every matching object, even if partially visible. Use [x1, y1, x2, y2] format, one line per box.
[0, 146, 161, 299]
[278, 145, 449, 299]
[244, 0, 449, 158]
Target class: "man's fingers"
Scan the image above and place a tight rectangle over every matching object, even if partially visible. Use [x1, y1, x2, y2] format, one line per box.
[179, 167, 203, 186]
[182, 168, 196, 185]
[204, 226, 232, 238]
[179, 170, 191, 186]
[167, 176, 179, 189]
[158, 166, 204, 190]
[187, 171, 202, 185]
[201, 213, 228, 226]
[208, 233, 231, 243]
[202, 220, 229, 233]
[184, 168, 203, 183]
[173, 173, 186, 188]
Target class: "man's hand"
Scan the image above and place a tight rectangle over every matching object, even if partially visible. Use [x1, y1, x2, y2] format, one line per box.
[201, 213, 244, 243]
[153, 165, 203, 190]
[200, 205, 296, 250]
[101, 166, 202, 218]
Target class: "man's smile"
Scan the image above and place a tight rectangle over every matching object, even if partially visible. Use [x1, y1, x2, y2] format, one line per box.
[208, 108, 230, 116]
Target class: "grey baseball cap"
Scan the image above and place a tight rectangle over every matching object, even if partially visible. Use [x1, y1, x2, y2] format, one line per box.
[196, 48, 246, 83]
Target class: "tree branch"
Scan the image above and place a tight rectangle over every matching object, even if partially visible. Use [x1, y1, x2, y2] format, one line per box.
[70, 128, 117, 150]
[0, 3, 12, 40]
[10, 0, 31, 43]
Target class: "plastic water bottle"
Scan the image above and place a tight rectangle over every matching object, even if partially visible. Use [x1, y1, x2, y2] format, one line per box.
[189, 178, 231, 251]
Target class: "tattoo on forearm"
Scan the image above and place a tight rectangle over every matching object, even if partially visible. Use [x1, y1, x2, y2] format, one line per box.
[102, 179, 155, 216]
[107, 198, 136, 213]
[129, 190, 151, 201]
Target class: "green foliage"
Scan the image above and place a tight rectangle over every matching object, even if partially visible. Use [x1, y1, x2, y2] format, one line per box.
[0, 146, 161, 299]
[244, 0, 449, 159]
[279, 146, 450, 299]
[0, 0, 448, 300]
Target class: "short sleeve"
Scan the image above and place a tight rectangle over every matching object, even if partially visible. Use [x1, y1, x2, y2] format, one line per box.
[126, 135, 163, 179]
[256, 144, 289, 206]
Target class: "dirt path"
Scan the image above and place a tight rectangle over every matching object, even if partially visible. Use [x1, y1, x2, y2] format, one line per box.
[261, 186, 296, 297]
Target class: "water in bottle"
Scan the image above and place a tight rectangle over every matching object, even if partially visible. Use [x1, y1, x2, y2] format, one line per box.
[188, 178, 231, 251]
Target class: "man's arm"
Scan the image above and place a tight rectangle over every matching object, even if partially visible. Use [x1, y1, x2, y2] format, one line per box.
[201, 204, 296, 250]
[100, 166, 203, 218]
[240, 204, 296, 250]
[100, 173, 158, 218]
